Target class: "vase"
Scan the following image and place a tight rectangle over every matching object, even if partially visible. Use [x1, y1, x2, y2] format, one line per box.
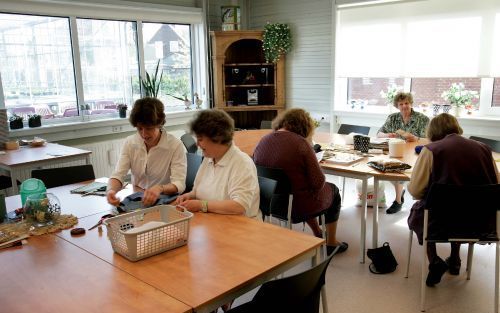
[432, 104, 440, 116]
[119, 108, 127, 118]
[442, 104, 451, 114]
[452, 106, 464, 117]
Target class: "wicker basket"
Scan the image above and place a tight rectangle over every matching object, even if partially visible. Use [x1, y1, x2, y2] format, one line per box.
[104, 205, 193, 262]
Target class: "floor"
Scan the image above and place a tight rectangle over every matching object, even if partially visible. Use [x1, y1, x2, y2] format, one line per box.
[230, 176, 498, 313]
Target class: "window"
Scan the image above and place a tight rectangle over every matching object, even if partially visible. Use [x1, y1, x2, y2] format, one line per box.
[0, 13, 76, 120]
[142, 23, 192, 112]
[411, 78, 481, 108]
[493, 78, 500, 107]
[348, 78, 404, 108]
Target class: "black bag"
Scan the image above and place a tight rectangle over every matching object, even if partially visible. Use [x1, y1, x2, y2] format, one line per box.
[366, 242, 398, 274]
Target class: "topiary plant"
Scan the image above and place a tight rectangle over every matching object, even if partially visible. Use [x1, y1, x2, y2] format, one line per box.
[262, 23, 292, 63]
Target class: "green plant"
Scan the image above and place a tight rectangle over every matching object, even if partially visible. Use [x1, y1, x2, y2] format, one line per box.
[9, 114, 23, 122]
[441, 83, 479, 107]
[117, 103, 128, 110]
[379, 84, 403, 105]
[141, 59, 163, 98]
[262, 23, 292, 63]
[166, 93, 188, 102]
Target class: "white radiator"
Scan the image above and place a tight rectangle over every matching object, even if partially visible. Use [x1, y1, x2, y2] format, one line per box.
[73, 138, 126, 178]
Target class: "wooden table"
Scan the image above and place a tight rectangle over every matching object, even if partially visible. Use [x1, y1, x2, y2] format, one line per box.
[0, 143, 91, 195]
[3, 181, 323, 313]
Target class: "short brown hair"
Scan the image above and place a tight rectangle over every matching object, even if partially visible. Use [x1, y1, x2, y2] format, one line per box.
[129, 97, 166, 127]
[426, 113, 463, 142]
[189, 109, 234, 145]
[272, 108, 314, 138]
[393, 92, 413, 108]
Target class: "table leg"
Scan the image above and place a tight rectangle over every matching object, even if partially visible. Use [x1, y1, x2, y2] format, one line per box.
[373, 177, 379, 248]
[359, 178, 368, 264]
[10, 170, 20, 195]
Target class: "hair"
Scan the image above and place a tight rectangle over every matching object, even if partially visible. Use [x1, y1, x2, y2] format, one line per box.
[272, 108, 315, 138]
[189, 109, 234, 145]
[393, 92, 414, 108]
[129, 97, 166, 127]
[426, 113, 463, 142]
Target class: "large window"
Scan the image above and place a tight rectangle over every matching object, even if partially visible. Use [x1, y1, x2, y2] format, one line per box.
[0, 4, 200, 124]
[348, 78, 404, 108]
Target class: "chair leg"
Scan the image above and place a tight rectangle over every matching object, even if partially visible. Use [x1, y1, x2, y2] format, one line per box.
[320, 214, 327, 257]
[421, 211, 429, 312]
[495, 242, 499, 313]
[341, 177, 346, 205]
[405, 230, 413, 278]
[466, 243, 474, 280]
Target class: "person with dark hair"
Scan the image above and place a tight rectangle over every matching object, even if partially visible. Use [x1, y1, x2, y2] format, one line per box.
[174, 109, 261, 219]
[408, 113, 499, 287]
[106, 97, 187, 207]
[377, 91, 430, 214]
[253, 108, 347, 255]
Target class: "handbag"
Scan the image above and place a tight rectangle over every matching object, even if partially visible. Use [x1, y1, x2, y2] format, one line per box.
[366, 242, 398, 274]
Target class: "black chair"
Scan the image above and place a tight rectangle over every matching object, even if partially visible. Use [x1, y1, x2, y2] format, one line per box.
[226, 252, 334, 313]
[404, 183, 500, 313]
[181, 133, 198, 154]
[260, 120, 272, 129]
[0, 175, 12, 193]
[337, 124, 370, 136]
[258, 176, 277, 222]
[31, 164, 95, 188]
[470, 136, 500, 152]
[185, 153, 203, 193]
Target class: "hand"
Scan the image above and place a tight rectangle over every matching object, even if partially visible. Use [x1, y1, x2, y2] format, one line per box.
[405, 134, 418, 142]
[387, 133, 398, 138]
[106, 190, 121, 206]
[177, 199, 203, 213]
[142, 185, 162, 207]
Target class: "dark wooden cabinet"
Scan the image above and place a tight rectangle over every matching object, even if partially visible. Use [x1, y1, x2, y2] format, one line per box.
[211, 31, 285, 129]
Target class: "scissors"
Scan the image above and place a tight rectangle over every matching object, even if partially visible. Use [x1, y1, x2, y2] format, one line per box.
[88, 214, 115, 230]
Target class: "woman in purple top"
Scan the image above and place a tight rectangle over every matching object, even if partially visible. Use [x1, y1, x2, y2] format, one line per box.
[253, 108, 347, 255]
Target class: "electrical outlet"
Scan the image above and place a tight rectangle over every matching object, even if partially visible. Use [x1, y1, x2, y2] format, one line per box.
[112, 126, 120, 132]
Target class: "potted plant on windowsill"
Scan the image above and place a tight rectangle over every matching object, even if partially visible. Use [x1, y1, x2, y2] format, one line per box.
[117, 104, 128, 118]
[28, 114, 42, 128]
[441, 83, 479, 117]
[141, 59, 163, 98]
[9, 114, 24, 130]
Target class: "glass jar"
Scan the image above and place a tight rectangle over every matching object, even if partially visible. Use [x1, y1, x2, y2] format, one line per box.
[24, 193, 61, 227]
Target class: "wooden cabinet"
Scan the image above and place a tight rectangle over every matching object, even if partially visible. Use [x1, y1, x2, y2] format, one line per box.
[210, 31, 285, 129]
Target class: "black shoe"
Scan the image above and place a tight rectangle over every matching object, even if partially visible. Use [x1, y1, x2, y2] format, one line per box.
[426, 257, 448, 287]
[327, 242, 348, 255]
[445, 257, 461, 275]
[386, 201, 402, 214]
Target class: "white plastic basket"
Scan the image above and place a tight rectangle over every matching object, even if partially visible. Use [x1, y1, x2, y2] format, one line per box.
[104, 205, 193, 262]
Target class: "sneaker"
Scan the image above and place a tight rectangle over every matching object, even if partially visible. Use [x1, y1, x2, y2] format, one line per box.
[327, 242, 348, 255]
[426, 257, 448, 287]
[386, 201, 402, 214]
[445, 257, 461, 275]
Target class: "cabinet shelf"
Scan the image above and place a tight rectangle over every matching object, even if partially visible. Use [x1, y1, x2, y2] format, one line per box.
[225, 84, 275, 88]
[225, 63, 274, 66]
[220, 105, 284, 112]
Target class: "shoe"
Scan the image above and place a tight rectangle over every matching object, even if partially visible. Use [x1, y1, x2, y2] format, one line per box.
[327, 242, 348, 255]
[445, 257, 461, 275]
[426, 257, 448, 287]
[386, 201, 402, 214]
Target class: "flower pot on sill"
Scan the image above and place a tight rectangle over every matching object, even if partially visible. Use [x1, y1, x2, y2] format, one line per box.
[28, 118, 41, 128]
[118, 108, 127, 118]
[9, 119, 24, 130]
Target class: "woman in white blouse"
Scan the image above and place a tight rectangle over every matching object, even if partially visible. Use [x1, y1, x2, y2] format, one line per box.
[106, 97, 187, 207]
[174, 109, 261, 220]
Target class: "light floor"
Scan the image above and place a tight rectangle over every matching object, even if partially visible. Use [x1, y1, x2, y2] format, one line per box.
[230, 176, 498, 313]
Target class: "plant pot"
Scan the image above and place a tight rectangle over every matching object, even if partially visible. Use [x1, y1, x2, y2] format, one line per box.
[9, 119, 24, 130]
[119, 108, 127, 118]
[28, 118, 41, 128]
[452, 106, 464, 117]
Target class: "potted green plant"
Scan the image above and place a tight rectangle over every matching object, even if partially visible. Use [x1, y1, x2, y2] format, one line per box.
[262, 23, 292, 63]
[141, 59, 163, 98]
[28, 114, 42, 128]
[117, 104, 128, 118]
[9, 114, 24, 130]
[441, 83, 479, 116]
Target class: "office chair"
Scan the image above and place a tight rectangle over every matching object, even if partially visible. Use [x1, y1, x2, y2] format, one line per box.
[185, 153, 203, 193]
[404, 183, 500, 313]
[258, 176, 277, 222]
[469, 136, 500, 153]
[226, 252, 335, 313]
[31, 164, 95, 188]
[181, 133, 198, 154]
[260, 120, 272, 129]
[336, 124, 371, 203]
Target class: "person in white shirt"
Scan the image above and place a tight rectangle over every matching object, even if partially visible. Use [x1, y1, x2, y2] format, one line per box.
[106, 97, 187, 207]
[174, 109, 261, 220]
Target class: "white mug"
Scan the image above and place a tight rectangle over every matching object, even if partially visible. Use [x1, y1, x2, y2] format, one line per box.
[388, 139, 405, 158]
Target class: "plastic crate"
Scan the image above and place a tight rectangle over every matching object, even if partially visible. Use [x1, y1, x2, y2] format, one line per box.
[104, 205, 193, 262]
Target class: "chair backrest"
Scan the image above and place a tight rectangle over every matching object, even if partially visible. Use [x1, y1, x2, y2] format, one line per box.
[181, 133, 198, 154]
[31, 165, 95, 189]
[469, 136, 500, 153]
[12, 106, 36, 119]
[425, 183, 500, 241]
[255, 165, 292, 220]
[258, 176, 277, 219]
[260, 120, 272, 129]
[228, 253, 334, 313]
[337, 124, 370, 135]
[185, 153, 203, 193]
[63, 108, 78, 117]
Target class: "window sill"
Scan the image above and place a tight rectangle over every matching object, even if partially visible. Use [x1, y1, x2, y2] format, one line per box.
[8, 110, 199, 142]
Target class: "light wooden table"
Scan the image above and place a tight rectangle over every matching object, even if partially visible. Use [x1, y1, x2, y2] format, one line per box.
[0, 143, 91, 195]
[4, 181, 324, 313]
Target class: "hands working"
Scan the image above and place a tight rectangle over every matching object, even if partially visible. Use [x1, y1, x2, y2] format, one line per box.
[174, 193, 203, 213]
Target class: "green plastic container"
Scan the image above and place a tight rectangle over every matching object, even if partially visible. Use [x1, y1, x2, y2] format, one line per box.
[20, 178, 47, 207]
